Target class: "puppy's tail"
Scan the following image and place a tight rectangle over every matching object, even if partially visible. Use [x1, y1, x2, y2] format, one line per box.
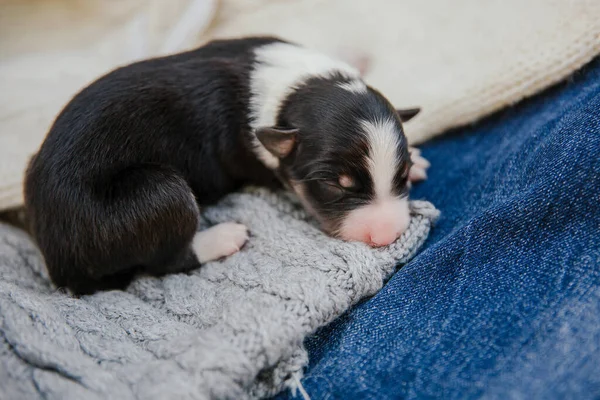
[26, 163, 200, 295]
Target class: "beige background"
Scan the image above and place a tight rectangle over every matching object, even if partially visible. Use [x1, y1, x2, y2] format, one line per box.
[1, 0, 599, 211]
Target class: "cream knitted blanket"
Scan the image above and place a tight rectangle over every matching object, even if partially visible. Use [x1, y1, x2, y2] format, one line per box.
[1, 0, 599, 212]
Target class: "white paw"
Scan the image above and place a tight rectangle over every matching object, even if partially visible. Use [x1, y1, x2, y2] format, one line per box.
[192, 222, 249, 263]
[408, 147, 430, 182]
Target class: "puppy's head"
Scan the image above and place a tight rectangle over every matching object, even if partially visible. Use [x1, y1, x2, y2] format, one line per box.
[256, 76, 420, 247]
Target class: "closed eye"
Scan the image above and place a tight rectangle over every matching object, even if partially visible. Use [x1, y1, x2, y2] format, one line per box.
[316, 180, 346, 202]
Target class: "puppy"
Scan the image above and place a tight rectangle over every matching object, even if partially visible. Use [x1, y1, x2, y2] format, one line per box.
[24, 36, 430, 294]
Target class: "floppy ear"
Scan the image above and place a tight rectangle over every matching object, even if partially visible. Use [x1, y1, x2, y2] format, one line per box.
[255, 127, 299, 158]
[396, 107, 421, 122]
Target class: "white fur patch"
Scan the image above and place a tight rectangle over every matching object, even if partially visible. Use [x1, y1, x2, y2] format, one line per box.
[192, 222, 248, 263]
[361, 118, 401, 201]
[249, 42, 362, 169]
[336, 80, 368, 94]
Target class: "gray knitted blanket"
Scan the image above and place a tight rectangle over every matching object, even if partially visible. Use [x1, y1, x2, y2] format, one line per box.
[0, 188, 438, 400]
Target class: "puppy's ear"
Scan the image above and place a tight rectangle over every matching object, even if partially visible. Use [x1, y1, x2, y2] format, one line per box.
[396, 107, 421, 122]
[256, 127, 299, 158]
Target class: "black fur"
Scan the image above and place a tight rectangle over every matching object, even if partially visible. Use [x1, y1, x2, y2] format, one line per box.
[25, 37, 285, 294]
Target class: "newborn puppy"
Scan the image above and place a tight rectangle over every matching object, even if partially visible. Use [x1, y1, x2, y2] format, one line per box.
[24, 36, 429, 294]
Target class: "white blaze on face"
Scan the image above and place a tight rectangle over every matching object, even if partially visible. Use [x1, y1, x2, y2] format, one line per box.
[339, 118, 411, 247]
[362, 118, 400, 201]
[249, 42, 361, 169]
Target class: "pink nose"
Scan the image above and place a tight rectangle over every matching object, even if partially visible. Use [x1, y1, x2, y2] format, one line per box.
[368, 229, 402, 247]
[338, 198, 411, 247]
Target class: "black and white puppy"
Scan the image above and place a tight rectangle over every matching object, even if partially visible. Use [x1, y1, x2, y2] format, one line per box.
[24, 36, 429, 294]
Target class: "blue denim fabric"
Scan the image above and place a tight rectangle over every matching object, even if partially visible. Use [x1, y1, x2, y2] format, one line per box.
[275, 57, 600, 400]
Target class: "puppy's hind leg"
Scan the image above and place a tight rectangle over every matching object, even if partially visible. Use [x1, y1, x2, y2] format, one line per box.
[146, 222, 248, 279]
[191, 222, 249, 263]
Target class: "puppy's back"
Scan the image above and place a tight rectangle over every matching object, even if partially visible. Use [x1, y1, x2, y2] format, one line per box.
[24, 36, 285, 294]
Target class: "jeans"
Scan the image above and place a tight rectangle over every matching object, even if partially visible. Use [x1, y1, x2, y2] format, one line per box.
[276, 56, 600, 400]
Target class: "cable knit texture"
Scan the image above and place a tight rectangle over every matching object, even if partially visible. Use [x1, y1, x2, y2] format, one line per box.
[1, 0, 599, 211]
[0, 188, 438, 399]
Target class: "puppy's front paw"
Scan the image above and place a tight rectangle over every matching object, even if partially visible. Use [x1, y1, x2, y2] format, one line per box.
[192, 222, 249, 263]
[408, 147, 430, 182]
